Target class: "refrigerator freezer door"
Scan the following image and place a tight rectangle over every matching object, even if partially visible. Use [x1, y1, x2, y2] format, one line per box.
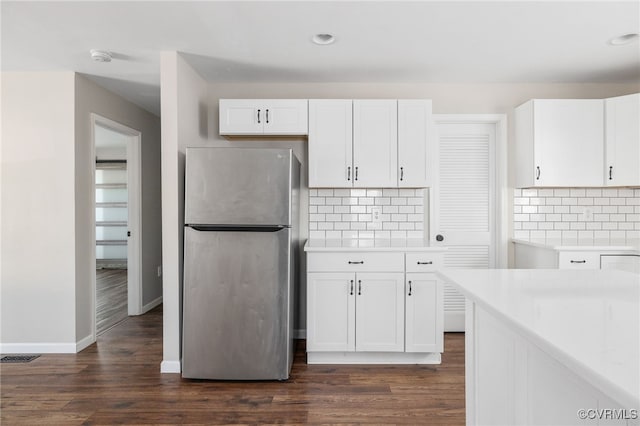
[185, 148, 294, 226]
[182, 226, 293, 380]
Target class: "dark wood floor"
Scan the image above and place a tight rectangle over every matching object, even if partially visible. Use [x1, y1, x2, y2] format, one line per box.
[1, 306, 465, 425]
[96, 268, 128, 335]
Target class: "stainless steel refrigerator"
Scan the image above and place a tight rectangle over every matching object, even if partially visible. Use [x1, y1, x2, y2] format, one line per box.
[181, 147, 300, 380]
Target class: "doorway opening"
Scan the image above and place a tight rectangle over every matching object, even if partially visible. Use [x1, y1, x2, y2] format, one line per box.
[92, 114, 142, 337]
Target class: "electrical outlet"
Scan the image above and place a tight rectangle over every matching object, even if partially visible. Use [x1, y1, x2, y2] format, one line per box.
[582, 207, 593, 221]
[371, 206, 382, 223]
[157, 266, 162, 277]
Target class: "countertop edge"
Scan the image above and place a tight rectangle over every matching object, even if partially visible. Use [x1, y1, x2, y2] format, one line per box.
[437, 270, 640, 409]
[511, 238, 640, 253]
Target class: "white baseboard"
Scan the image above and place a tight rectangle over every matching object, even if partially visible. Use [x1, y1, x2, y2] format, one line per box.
[294, 329, 306, 339]
[76, 334, 96, 352]
[141, 296, 162, 314]
[160, 360, 181, 373]
[0, 342, 77, 354]
[307, 351, 442, 365]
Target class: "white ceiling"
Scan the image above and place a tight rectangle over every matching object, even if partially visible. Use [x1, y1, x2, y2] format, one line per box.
[2, 1, 639, 116]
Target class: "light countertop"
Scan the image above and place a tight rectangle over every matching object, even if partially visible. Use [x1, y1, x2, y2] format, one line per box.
[439, 268, 640, 408]
[304, 239, 445, 252]
[512, 238, 640, 253]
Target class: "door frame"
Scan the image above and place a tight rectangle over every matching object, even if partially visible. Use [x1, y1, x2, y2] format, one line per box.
[91, 113, 143, 338]
[430, 114, 508, 268]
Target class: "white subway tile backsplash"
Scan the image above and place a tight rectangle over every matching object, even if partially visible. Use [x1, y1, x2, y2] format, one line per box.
[309, 188, 426, 239]
[546, 198, 562, 205]
[374, 197, 391, 205]
[513, 187, 639, 239]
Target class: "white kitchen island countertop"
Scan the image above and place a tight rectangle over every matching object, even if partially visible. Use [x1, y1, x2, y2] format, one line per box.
[439, 268, 640, 409]
[304, 239, 445, 252]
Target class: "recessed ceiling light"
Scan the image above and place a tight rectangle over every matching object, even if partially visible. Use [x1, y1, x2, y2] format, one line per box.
[90, 49, 112, 62]
[609, 33, 639, 46]
[312, 34, 335, 45]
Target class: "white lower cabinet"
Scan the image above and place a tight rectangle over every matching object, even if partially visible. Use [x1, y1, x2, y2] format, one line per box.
[306, 250, 444, 364]
[405, 273, 444, 353]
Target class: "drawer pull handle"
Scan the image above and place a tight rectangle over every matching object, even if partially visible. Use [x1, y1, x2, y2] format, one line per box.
[348, 261, 364, 265]
[350, 279, 354, 295]
[408, 280, 412, 296]
[417, 261, 433, 265]
[570, 260, 586, 264]
[358, 280, 362, 295]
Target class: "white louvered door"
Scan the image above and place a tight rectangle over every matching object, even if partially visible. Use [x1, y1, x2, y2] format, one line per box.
[432, 122, 496, 331]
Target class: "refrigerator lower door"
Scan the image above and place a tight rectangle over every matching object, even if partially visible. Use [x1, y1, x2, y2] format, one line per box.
[182, 226, 293, 380]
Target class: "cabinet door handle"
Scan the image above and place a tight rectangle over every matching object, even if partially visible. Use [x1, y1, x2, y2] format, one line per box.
[355, 167, 359, 181]
[348, 261, 364, 265]
[609, 166, 613, 180]
[408, 280, 412, 296]
[266, 109, 269, 124]
[358, 280, 362, 295]
[347, 166, 351, 181]
[536, 166, 540, 180]
[417, 261, 433, 265]
[570, 260, 586, 264]
[350, 279, 354, 296]
[400, 167, 404, 181]
[257, 109, 261, 124]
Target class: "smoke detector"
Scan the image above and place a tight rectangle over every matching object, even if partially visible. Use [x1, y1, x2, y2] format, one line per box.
[90, 49, 112, 62]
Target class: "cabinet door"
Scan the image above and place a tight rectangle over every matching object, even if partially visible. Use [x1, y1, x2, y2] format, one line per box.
[307, 272, 355, 352]
[355, 272, 404, 352]
[353, 100, 398, 187]
[533, 99, 603, 187]
[262, 99, 308, 135]
[398, 100, 432, 187]
[405, 273, 443, 353]
[605, 93, 640, 186]
[219, 99, 263, 135]
[308, 100, 353, 188]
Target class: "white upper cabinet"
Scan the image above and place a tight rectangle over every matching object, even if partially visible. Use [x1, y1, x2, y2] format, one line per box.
[353, 100, 398, 188]
[219, 99, 308, 135]
[515, 99, 604, 188]
[308, 99, 432, 188]
[308, 100, 353, 188]
[605, 93, 640, 186]
[398, 100, 432, 187]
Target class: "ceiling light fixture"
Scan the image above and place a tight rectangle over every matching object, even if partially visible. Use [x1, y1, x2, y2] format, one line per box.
[609, 33, 639, 46]
[312, 34, 335, 45]
[90, 49, 112, 62]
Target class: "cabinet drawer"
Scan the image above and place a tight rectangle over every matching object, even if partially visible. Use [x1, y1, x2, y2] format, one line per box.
[307, 252, 404, 272]
[558, 252, 601, 269]
[406, 252, 444, 272]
